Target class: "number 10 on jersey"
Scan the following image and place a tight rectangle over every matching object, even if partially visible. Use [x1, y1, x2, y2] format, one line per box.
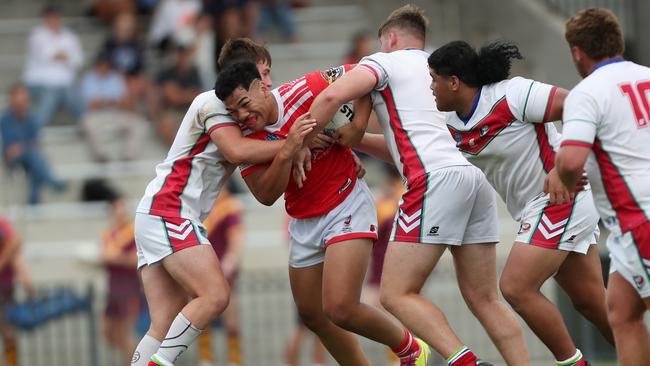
[620, 80, 650, 129]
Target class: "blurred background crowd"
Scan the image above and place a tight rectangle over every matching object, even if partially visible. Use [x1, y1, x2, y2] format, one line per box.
[0, 0, 649, 365]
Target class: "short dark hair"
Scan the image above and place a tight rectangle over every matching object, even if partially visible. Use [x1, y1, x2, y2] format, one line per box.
[217, 38, 272, 71]
[428, 40, 522, 87]
[214, 61, 261, 101]
[565, 8, 624, 60]
[378, 4, 428, 41]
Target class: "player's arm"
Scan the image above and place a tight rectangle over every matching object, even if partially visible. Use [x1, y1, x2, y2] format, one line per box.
[210, 125, 284, 165]
[242, 115, 316, 206]
[309, 66, 377, 137]
[555, 146, 591, 193]
[542, 87, 568, 123]
[333, 94, 372, 147]
[356, 133, 393, 163]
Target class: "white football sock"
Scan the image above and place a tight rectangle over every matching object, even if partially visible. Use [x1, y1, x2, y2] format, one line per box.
[132, 334, 161, 366]
[153, 312, 202, 365]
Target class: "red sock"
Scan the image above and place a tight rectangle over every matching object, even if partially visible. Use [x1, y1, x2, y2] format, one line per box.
[447, 346, 477, 366]
[391, 329, 421, 358]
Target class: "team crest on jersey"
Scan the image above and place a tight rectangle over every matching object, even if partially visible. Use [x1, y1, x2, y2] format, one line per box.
[321, 66, 345, 85]
[342, 214, 353, 233]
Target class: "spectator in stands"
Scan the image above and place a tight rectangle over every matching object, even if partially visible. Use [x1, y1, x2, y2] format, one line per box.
[101, 12, 146, 79]
[256, 0, 297, 43]
[148, 0, 201, 52]
[100, 12, 151, 119]
[80, 52, 147, 162]
[81, 179, 142, 365]
[22, 5, 83, 128]
[1, 84, 65, 204]
[81, 179, 141, 366]
[152, 43, 202, 145]
[194, 13, 217, 90]
[0, 216, 34, 366]
[343, 30, 374, 65]
[198, 183, 244, 366]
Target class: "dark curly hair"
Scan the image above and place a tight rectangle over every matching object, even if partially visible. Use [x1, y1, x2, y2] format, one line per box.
[214, 61, 261, 101]
[427, 40, 523, 87]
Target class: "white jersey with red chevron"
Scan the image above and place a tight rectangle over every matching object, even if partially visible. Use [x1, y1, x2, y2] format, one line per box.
[358, 50, 470, 184]
[445, 77, 561, 221]
[562, 59, 650, 236]
[137, 91, 239, 222]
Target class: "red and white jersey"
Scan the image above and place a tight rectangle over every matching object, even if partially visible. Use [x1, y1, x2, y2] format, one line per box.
[446, 77, 560, 221]
[561, 59, 650, 235]
[358, 50, 469, 184]
[137, 91, 239, 222]
[240, 66, 358, 219]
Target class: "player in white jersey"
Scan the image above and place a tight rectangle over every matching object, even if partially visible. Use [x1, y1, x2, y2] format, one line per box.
[305, 5, 527, 366]
[131, 39, 317, 366]
[428, 40, 614, 366]
[556, 8, 650, 366]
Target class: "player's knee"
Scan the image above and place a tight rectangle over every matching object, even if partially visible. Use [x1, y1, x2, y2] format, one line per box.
[500, 277, 526, 309]
[296, 305, 328, 332]
[462, 290, 496, 315]
[607, 296, 643, 329]
[323, 298, 357, 328]
[379, 287, 401, 315]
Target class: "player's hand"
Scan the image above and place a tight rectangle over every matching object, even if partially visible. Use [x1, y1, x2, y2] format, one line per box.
[575, 171, 589, 192]
[309, 133, 335, 150]
[352, 153, 366, 179]
[284, 113, 316, 156]
[293, 147, 312, 188]
[334, 123, 364, 147]
[544, 168, 572, 205]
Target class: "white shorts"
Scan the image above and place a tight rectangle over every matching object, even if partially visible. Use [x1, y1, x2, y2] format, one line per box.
[608, 221, 650, 298]
[134, 213, 211, 269]
[391, 165, 499, 245]
[515, 189, 599, 253]
[288, 179, 378, 268]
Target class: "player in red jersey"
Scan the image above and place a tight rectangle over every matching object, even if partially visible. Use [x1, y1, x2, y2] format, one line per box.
[557, 8, 650, 365]
[214, 61, 430, 366]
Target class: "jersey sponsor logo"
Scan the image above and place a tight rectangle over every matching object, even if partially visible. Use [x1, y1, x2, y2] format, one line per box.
[265, 134, 280, 141]
[343, 214, 353, 233]
[518, 222, 531, 234]
[165, 219, 194, 240]
[338, 177, 353, 194]
[633, 275, 646, 290]
[320, 66, 345, 85]
[538, 214, 568, 240]
[398, 210, 421, 234]
[427, 226, 439, 236]
[566, 234, 577, 243]
[479, 125, 489, 137]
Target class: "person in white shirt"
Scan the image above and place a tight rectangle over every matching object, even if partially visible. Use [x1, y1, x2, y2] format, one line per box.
[427, 40, 613, 366]
[307, 5, 526, 366]
[556, 8, 650, 366]
[22, 5, 83, 127]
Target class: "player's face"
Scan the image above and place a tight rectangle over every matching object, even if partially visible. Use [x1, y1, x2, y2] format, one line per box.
[429, 68, 453, 112]
[256, 61, 273, 88]
[224, 81, 273, 131]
